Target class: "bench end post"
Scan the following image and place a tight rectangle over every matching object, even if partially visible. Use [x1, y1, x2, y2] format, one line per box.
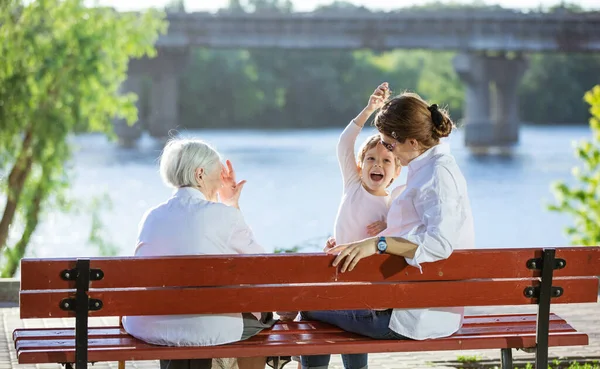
[535, 248, 556, 369]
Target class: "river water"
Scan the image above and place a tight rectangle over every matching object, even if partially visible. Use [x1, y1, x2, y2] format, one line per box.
[20, 124, 592, 259]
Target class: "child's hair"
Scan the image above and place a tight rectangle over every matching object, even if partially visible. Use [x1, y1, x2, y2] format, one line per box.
[357, 134, 401, 168]
[375, 92, 454, 151]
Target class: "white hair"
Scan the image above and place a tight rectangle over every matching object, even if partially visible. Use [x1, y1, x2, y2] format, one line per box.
[159, 138, 222, 188]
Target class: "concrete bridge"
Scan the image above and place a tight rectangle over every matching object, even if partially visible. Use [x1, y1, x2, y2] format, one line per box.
[114, 10, 600, 149]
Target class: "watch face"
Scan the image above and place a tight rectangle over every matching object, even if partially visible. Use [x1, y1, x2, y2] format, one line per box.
[377, 241, 386, 251]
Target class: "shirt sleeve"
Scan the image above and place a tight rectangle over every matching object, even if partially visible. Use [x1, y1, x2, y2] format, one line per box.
[337, 120, 362, 188]
[403, 166, 468, 270]
[227, 208, 265, 254]
[391, 184, 407, 199]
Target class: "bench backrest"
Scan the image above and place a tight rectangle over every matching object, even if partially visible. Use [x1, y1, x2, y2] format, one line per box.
[19, 247, 600, 319]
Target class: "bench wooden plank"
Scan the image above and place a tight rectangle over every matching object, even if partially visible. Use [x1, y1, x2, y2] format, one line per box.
[13, 323, 580, 350]
[19, 277, 599, 318]
[12, 314, 570, 343]
[20, 248, 600, 290]
[16, 333, 588, 364]
[14, 314, 588, 364]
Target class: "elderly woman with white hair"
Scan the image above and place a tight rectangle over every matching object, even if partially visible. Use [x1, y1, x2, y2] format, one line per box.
[122, 138, 272, 369]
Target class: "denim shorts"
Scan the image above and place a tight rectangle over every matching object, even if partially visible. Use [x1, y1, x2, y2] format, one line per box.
[299, 309, 408, 369]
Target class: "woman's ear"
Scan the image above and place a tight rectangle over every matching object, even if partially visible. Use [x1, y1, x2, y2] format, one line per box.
[195, 167, 204, 185]
[409, 139, 419, 151]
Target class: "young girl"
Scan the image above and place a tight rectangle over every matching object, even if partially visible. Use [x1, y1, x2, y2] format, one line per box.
[333, 82, 404, 246]
[279, 83, 404, 369]
[299, 83, 403, 369]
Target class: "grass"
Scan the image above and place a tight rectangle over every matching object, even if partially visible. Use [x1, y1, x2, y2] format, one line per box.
[457, 355, 483, 363]
[518, 361, 600, 369]
[453, 355, 600, 369]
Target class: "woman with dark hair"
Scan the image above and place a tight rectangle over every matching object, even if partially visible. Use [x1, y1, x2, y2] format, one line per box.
[299, 85, 475, 369]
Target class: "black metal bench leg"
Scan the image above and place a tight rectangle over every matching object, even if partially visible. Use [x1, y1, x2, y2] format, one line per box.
[500, 348, 513, 369]
[535, 249, 556, 369]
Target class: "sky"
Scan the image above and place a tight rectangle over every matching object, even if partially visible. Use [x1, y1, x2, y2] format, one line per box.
[95, 0, 600, 12]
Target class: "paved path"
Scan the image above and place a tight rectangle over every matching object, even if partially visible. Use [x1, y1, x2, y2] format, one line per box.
[2, 301, 599, 369]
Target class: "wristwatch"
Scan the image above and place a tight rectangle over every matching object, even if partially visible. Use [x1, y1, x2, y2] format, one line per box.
[376, 236, 388, 254]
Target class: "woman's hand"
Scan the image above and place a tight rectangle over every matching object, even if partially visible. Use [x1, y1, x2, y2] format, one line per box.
[366, 220, 387, 236]
[326, 239, 377, 273]
[218, 160, 246, 209]
[365, 82, 390, 113]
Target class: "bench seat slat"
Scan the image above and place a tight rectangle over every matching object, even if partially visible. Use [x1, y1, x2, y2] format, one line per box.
[16, 332, 588, 364]
[13, 323, 580, 350]
[12, 314, 569, 343]
[19, 278, 599, 318]
[20, 248, 600, 290]
[15, 314, 589, 364]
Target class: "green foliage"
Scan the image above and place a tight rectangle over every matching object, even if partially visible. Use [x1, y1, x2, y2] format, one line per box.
[456, 354, 482, 363]
[273, 236, 330, 254]
[0, 0, 166, 276]
[519, 54, 600, 124]
[518, 360, 600, 368]
[273, 246, 301, 254]
[549, 85, 600, 245]
[87, 194, 119, 257]
[179, 48, 465, 129]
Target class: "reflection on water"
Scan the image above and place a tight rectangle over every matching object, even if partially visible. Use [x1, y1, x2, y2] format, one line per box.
[23, 125, 591, 259]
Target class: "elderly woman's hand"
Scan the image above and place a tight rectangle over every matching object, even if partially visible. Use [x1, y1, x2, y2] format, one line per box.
[218, 160, 246, 209]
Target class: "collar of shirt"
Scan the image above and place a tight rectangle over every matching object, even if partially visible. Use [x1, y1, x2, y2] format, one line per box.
[174, 187, 206, 201]
[407, 142, 451, 174]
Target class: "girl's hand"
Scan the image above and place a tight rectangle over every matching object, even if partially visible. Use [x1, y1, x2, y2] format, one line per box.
[366, 220, 387, 236]
[326, 239, 377, 273]
[218, 160, 246, 208]
[366, 82, 390, 112]
[323, 237, 336, 251]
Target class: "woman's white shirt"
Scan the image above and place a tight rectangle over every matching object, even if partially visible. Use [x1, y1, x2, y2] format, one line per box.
[334, 121, 404, 245]
[122, 187, 264, 347]
[381, 143, 475, 340]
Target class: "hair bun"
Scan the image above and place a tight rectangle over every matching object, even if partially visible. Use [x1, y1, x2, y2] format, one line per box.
[428, 104, 453, 138]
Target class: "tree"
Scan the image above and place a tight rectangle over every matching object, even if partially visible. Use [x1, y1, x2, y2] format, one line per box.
[549, 85, 600, 245]
[0, 0, 166, 276]
[519, 54, 600, 124]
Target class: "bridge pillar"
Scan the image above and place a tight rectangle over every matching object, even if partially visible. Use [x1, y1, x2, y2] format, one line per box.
[147, 48, 189, 142]
[114, 47, 189, 146]
[113, 73, 144, 148]
[453, 52, 528, 150]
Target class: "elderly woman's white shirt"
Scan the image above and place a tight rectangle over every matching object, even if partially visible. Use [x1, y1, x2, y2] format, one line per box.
[381, 143, 475, 340]
[122, 187, 264, 347]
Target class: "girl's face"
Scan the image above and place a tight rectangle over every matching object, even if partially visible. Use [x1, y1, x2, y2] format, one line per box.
[359, 143, 400, 196]
[380, 133, 422, 166]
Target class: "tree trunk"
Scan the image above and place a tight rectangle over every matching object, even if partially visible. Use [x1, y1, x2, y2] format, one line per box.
[0, 127, 34, 253]
[1, 172, 45, 277]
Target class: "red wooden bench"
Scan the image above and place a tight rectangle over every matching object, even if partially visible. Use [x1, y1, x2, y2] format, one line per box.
[14, 247, 600, 369]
